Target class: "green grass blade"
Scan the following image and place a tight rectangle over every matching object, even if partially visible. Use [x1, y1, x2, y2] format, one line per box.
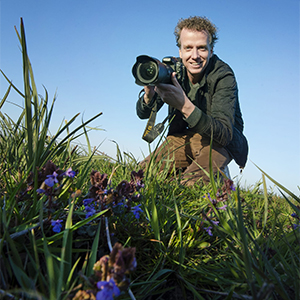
[56, 199, 74, 297]
[43, 237, 57, 300]
[0, 69, 25, 98]
[151, 194, 160, 241]
[20, 18, 33, 166]
[174, 199, 184, 265]
[254, 163, 300, 203]
[0, 82, 12, 111]
[236, 193, 257, 296]
[7, 255, 35, 290]
[86, 222, 102, 276]
[262, 174, 269, 231]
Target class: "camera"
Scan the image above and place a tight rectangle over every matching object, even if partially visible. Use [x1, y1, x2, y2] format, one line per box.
[132, 55, 181, 86]
[132, 55, 185, 143]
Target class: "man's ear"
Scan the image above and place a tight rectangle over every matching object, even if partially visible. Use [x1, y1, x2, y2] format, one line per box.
[179, 48, 182, 58]
[210, 47, 214, 58]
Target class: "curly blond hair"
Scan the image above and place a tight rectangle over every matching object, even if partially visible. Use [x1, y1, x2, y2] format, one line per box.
[174, 16, 218, 48]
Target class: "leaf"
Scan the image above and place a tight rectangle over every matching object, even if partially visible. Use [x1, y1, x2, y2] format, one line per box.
[8, 255, 35, 290]
[254, 163, 300, 203]
[174, 199, 184, 265]
[86, 222, 102, 277]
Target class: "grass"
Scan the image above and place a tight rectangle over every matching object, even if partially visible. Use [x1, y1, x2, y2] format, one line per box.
[0, 18, 299, 300]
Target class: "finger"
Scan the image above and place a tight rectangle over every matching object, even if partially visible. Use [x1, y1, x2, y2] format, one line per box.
[154, 86, 161, 97]
[171, 72, 179, 86]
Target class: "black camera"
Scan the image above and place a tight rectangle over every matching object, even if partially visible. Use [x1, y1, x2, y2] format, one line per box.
[132, 55, 181, 86]
[132, 55, 185, 143]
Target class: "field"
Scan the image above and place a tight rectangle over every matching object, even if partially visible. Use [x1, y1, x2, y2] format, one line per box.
[0, 19, 299, 300]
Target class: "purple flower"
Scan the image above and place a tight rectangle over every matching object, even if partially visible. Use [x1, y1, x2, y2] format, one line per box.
[137, 182, 145, 189]
[36, 188, 53, 196]
[292, 212, 300, 230]
[64, 167, 76, 178]
[217, 205, 227, 211]
[205, 193, 212, 201]
[130, 257, 137, 271]
[230, 183, 236, 191]
[85, 205, 96, 218]
[131, 170, 144, 190]
[204, 226, 213, 236]
[51, 219, 63, 233]
[207, 193, 217, 205]
[45, 172, 59, 187]
[211, 220, 219, 226]
[83, 198, 94, 206]
[132, 204, 143, 219]
[115, 201, 125, 207]
[96, 278, 120, 300]
[36, 188, 46, 194]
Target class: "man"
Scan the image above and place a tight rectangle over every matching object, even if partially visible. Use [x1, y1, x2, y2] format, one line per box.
[136, 16, 248, 185]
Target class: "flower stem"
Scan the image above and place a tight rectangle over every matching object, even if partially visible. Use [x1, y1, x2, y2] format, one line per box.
[105, 217, 112, 252]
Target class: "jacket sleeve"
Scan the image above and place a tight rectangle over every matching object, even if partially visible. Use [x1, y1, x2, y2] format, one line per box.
[184, 70, 237, 147]
[136, 91, 165, 120]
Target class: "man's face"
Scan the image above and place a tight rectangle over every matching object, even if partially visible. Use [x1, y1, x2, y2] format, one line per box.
[179, 28, 213, 84]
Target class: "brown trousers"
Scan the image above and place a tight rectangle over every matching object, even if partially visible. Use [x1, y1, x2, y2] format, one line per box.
[141, 131, 232, 185]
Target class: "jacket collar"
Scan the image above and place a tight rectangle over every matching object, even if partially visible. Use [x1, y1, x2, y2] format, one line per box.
[198, 54, 217, 88]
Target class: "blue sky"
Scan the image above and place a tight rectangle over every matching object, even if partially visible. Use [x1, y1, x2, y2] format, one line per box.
[0, 0, 299, 195]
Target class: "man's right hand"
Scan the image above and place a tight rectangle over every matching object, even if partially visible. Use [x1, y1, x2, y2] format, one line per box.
[143, 86, 155, 104]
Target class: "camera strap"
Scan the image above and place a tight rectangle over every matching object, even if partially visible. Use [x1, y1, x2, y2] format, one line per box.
[142, 101, 161, 143]
[142, 101, 173, 143]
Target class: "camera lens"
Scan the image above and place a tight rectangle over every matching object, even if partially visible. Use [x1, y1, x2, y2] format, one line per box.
[137, 61, 158, 84]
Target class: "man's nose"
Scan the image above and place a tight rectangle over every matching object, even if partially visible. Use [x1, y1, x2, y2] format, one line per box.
[191, 48, 199, 59]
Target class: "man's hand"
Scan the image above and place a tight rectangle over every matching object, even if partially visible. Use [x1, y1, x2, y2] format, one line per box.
[155, 72, 195, 118]
[143, 86, 155, 104]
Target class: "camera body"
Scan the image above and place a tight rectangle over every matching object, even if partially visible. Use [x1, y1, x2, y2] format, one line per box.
[132, 55, 183, 86]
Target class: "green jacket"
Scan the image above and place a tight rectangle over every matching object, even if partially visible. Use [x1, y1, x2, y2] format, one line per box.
[136, 54, 248, 168]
